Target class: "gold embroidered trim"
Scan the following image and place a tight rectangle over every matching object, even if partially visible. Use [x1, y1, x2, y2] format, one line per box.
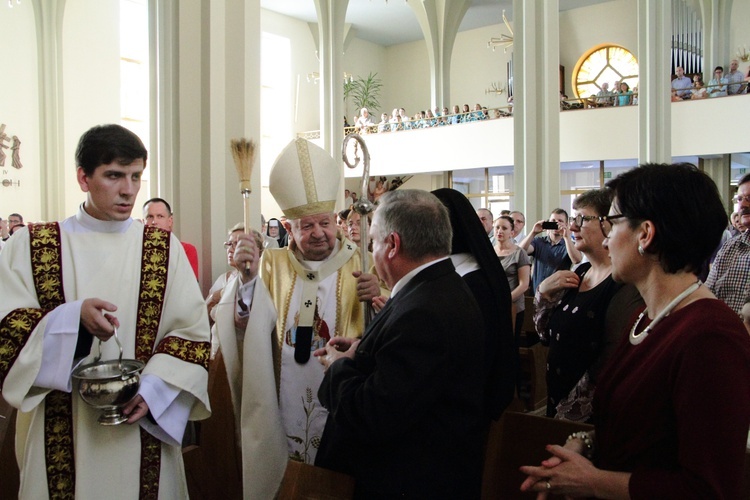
[29, 223, 64, 311]
[154, 336, 210, 370]
[136, 226, 170, 497]
[295, 138, 317, 205]
[283, 201, 336, 220]
[135, 226, 170, 363]
[139, 427, 161, 500]
[44, 391, 75, 500]
[0, 308, 43, 386]
[28, 223, 75, 499]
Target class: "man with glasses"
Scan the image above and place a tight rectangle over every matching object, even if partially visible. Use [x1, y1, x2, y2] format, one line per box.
[1, 212, 23, 242]
[708, 66, 729, 97]
[705, 173, 750, 315]
[510, 210, 526, 242]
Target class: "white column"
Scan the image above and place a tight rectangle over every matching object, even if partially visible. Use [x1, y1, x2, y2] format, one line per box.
[701, 155, 732, 212]
[512, 0, 560, 221]
[155, 0, 262, 292]
[33, 0, 66, 221]
[638, 0, 671, 164]
[409, 0, 471, 109]
[313, 0, 348, 159]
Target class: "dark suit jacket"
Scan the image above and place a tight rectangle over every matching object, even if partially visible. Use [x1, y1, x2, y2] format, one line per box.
[316, 259, 486, 499]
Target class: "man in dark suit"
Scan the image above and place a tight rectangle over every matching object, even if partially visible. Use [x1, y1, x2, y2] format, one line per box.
[314, 189, 487, 499]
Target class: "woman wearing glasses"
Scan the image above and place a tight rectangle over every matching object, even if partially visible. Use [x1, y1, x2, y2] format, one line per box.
[521, 164, 750, 499]
[205, 223, 265, 328]
[534, 189, 642, 421]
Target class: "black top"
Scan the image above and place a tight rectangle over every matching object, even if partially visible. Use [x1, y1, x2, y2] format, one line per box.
[545, 262, 622, 417]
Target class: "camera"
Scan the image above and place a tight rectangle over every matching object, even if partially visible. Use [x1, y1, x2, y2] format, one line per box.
[541, 221, 559, 230]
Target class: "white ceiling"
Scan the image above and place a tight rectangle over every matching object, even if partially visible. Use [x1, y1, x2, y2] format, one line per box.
[260, 0, 611, 47]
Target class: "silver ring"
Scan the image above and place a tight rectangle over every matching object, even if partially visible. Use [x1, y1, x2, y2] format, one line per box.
[546, 480, 551, 490]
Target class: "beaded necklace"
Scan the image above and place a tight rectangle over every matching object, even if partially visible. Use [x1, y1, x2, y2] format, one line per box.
[629, 281, 701, 345]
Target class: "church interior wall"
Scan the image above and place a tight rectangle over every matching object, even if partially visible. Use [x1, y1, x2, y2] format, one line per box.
[382, 38, 430, 118]
[61, 0, 124, 218]
[0, 3, 40, 222]
[728, 0, 750, 67]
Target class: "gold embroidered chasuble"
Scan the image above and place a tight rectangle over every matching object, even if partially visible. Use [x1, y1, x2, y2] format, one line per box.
[0, 215, 210, 499]
[259, 236, 385, 464]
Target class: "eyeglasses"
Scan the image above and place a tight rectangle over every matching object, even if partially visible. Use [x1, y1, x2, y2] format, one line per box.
[733, 194, 750, 204]
[223, 241, 238, 249]
[571, 214, 598, 228]
[598, 214, 627, 238]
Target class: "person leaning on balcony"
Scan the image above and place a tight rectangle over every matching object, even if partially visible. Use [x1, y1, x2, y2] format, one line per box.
[708, 66, 729, 97]
[613, 82, 633, 106]
[671, 66, 693, 99]
[389, 108, 401, 132]
[354, 107, 374, 134]
[450, 104, 462, 124]
[726, 59, 746, 95]
[377, 112, 390, 133]
[690, 74, 708, 99]
[588, 82, 613, 108]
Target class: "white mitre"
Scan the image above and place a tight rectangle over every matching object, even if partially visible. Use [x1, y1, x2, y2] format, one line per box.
[269, 138, 341, 220]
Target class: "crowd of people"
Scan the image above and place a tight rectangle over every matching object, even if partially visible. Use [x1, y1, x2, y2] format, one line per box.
[347, 102, 510, 136]
[1, 124, 749, 499]
[339, 61, 749, 137]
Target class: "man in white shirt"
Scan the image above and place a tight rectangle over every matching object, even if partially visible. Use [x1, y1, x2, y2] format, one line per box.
[671, 66, 693, 99]
[0, 124, 211, 498]
[726, 59, 746, 95]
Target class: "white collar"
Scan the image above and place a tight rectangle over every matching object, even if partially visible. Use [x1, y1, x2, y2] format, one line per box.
[450, 253, 480, 277]
[390, 256, 449, 298]
[71, 203, 134, 233]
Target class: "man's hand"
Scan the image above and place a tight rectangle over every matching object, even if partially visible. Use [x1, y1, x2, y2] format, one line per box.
[314, 337, 360, 371]
[232, 233, 260, 280]
[122, 394, 150, 424]
[353, 271, 380, 302]
[80, 298, 119, 341]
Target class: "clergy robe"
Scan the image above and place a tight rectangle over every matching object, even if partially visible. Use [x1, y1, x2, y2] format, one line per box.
[211, 272, 287, 499]
[0, 209, 211, 499]
[259, 236, 386, 465]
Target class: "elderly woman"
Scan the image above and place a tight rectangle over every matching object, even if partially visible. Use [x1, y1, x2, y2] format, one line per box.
[521, 163, 750, 498]
[206, 223, 266, 332]
[534, 189, 642, 421]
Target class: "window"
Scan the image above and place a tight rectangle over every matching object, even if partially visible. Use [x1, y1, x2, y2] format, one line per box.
[120, 0, 149, 204]
[573, 45, 639, 99]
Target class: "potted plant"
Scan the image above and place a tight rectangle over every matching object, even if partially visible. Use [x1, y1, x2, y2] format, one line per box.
[344, 72, 383, 117]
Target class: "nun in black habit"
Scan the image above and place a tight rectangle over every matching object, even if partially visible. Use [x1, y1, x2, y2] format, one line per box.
[431, 188, 518, 420]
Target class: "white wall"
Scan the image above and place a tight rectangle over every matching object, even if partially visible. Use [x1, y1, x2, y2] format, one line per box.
[62, 0, 125, 217]
[0, 3, 39, 222]
[450, 23, 513, 110]
[729, 0, 750, 68]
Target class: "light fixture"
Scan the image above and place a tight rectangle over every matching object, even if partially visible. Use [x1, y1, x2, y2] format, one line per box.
[7, 0, 21, 8]
[487, 10, 514, 53]
[737, 45, 749, 62]
[485, 82, 505, 95]
[306, 72, 355, 84]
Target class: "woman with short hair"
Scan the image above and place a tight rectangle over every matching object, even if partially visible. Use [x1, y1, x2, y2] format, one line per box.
[521, 163, 750, 499]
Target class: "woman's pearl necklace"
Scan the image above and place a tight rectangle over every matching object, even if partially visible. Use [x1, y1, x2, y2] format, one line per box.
[629, 281, 701, 345]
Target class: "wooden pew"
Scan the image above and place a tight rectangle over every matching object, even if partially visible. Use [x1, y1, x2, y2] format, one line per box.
[482, 411, 593, 499]
[183, 350, 243, 499]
